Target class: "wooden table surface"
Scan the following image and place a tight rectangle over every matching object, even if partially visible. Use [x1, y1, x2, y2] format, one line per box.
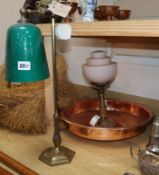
[0, 125, 149, 175]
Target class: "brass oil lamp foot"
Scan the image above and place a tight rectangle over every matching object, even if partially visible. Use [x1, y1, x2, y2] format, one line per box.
[39, 113, 75, 166]
[39, 146, 75, 166]
[96, 83, 116, 128]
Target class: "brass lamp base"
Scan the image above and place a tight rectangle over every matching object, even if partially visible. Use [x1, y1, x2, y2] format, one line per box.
[39, 146, 75, 166]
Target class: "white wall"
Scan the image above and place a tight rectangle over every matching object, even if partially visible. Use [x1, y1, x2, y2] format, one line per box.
[115, 0, 159, 18]
[0, 0, 24, 64]
[111, 55, 159, 100]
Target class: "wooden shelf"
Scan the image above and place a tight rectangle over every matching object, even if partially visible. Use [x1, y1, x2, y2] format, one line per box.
[38, 19, 159, 37]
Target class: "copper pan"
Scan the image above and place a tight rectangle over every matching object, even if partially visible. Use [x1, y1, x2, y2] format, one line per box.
[60, 99, 153, 141]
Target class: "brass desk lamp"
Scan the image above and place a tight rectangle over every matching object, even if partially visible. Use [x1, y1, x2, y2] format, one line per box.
[39, 17, 75, 166]
[5, 1, 75, 166]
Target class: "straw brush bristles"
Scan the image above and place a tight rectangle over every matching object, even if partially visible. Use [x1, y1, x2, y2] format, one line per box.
[0, 71, 47, 134]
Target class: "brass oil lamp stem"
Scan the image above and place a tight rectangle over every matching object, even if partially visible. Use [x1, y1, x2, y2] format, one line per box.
[96, 83, 115, 127]
[97, 85, 107, 120]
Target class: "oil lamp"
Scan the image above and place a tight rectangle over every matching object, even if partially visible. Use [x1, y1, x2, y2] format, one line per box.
[83, 50, 117, 127]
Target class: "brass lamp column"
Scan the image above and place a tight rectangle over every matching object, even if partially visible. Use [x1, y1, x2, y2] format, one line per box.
[39, 18, 75, 166]
[95, 83, 116, 127]
[97, 84, 107, 120]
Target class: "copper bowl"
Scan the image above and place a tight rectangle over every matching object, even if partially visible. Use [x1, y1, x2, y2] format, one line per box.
[60, 99, 153, 141]
[116, 9, 131, 20]
[98, 5, 119, 20]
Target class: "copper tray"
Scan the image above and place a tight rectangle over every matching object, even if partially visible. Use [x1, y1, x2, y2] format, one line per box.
[60, 99, 153, 141]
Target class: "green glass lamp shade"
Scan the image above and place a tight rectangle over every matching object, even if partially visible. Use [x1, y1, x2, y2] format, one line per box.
[5, 23, 49, 82]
